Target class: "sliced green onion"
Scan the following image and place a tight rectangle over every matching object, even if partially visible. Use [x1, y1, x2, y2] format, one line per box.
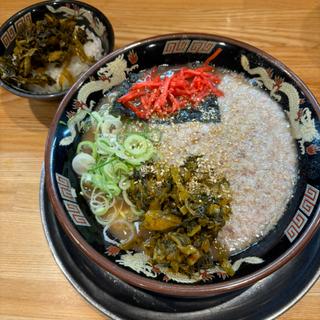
[96, 207, 118, 226]
[123, 134, 148, 156]
[102, 162, 117, 181]
[96, 137, 119, 155]
[102, 160, 132, 183]
[89, 190, 114, 216]
[122, 190, 135, 207]
[124, 140, 154, 165]
[89, 157, 115, 172]
[91, 174, 121, 197]
[113, 161, 132, 176]
[77, 140, 97, 158]
[103, 181, 121, 197]
[119, 176, 131, 190]
[80, 173, 93, 198]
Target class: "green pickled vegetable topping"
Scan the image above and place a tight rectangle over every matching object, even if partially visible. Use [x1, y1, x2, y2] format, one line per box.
[126, 156, 234, 276]
[0, 13, 94, 90]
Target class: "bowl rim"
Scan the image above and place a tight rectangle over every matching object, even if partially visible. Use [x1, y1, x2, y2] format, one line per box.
[0, 0, 114, 100]
[45, 32, 320, 297]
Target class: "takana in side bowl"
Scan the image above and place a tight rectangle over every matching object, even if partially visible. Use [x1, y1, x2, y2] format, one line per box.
[45, 33, 320, 297]
[0, 0, 114, 100]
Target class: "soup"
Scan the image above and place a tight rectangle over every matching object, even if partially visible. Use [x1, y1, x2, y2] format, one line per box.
[71, 62, 297, 280]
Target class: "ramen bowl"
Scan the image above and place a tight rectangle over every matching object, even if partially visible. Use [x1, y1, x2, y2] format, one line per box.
[0, 0, 114, 100]
[45, 33, 320, 297]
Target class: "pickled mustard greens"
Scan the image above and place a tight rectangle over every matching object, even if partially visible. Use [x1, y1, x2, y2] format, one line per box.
[126, 156, 234, 276]
[0, 14, 94, 90]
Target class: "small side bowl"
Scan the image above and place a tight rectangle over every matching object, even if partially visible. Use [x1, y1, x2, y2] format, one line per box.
[0, 0, 114, 100]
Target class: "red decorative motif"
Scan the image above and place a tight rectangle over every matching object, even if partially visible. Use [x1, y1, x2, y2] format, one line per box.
[200, 270, 214, 282]
[266, 68, 274, 78]
[299, 184, 319, 216]
[273, 75, 284, 92]
[98, 74, 110, 81]
[73, 100, 87, 110]
[162, 275, 170, 282]
[66, 110, 76, 119]
[106, 245, 121, 256]
[306, 144, 320, 155]
[66, 100, 88, 117]
[299, 98, 306, 104]
[151, 265, 160, 274]
[127, 50, 138, 65]
[295, 109, 304, 121]
[63, 200, 90, 227]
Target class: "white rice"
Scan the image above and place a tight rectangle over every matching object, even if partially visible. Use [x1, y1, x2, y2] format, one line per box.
[155, 71, 298, 253]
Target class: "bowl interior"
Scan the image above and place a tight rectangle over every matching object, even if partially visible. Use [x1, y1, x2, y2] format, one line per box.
[0, 0, 114, 99]
[46, 34, 320, 295]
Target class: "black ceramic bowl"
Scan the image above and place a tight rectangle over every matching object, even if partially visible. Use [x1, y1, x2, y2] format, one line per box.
[0, 0, 114, 100]
[45, 33, 320, 297]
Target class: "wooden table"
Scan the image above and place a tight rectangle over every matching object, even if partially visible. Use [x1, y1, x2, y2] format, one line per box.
[1, 0, 319, 319]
